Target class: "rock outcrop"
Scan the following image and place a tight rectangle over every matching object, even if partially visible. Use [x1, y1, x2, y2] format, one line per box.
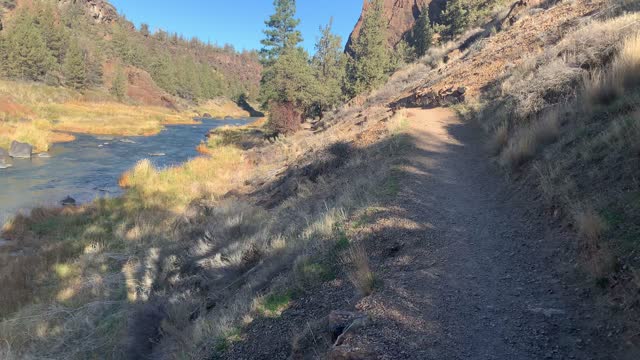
[58, 0, 118, 24]
[346, 0, 431, 53]
[9, 141, 33, 159]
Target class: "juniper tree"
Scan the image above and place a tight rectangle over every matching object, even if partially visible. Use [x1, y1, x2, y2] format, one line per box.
[110, 64, 127, 101]
[260, 0, 302, 66]
[5, 11, 55, 81]
[411, 4, 434, 57]
[35, 3, 68, 63]
[439, 0, 471, 41]
[311, 18, 345, 116]
[344, 0, 389, 97]
[63, 39, 87, 89]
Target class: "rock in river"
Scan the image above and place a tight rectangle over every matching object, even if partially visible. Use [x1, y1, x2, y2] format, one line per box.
[0, 158, 12, 169]
[9, 140, 33, 159]
[61, 196, 77, 206]
[0, 147, 12, 168]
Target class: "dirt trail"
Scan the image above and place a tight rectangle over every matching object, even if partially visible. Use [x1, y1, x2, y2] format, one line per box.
[347, 108, 627, 359]
[224, 108, 630, 360]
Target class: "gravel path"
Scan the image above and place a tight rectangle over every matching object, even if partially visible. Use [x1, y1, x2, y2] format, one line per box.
[346, 108, 628, 359]
[223, 108, 631, 359]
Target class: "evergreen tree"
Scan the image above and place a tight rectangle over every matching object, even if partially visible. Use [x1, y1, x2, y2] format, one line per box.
[35, 3, 67, 63]
[344, 0, 389, 97]
[0, 35, 7, 77]
[86, 51, 104, 87]
[63, 40, 87, 89]
[411, 4, 434, 57]
[150, 52, 177, 95]
[389, 40, 415, 69]
[439, 0, 471, 41]
[110, 64, 127, 101]
[260, 48, 317, 109]
[260, 0, 302, 65]
[5, 11, 55, 81]
[311, 18, 345, 116]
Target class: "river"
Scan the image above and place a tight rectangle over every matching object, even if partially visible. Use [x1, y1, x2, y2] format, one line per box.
[0, 118, 252, 226]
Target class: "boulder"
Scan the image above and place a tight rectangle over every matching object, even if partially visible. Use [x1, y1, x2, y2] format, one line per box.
[202, 113, 213, 119]
[61, 196, 76, 206]
[0, 148, 11, 168]
[0, 158, 12, 169]
[9, 141, 33, 159]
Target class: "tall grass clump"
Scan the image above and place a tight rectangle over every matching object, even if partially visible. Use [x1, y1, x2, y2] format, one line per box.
[499, 110, 560, 168]
[120, 146, 247, 210]
[585, 32, 640, 105]
[341, 243, 376, 296]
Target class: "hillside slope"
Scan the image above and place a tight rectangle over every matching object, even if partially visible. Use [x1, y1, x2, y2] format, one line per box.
[1, 0, 639, 359]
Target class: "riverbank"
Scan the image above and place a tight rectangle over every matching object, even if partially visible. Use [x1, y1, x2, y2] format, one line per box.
[0, 80, 251, 152]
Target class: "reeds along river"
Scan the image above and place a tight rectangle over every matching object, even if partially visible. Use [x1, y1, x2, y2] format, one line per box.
[0, 118, 253, 226]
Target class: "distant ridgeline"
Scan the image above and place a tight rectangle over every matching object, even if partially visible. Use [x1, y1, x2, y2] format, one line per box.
[0, 0, 262, 105]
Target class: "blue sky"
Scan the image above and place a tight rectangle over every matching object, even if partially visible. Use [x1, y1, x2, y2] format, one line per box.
[109, 1, 364, 53]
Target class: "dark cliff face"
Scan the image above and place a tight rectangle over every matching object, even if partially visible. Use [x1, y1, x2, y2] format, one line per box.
[345, 0, 432, 53]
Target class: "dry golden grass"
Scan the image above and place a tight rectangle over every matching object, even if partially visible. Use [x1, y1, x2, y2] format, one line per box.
[585, 32, 640, 104]
[499, 110, 560, 168]
[341, 243, 376, 296]
[0, 119, 76, 152]
[195, 98, 250, 119]
[0, 80, 200, 151]
[120, 146, 248, 210]
[573, 206, 607, 245]
[0, 92, 409, 358]
[572, 206, 615, 278]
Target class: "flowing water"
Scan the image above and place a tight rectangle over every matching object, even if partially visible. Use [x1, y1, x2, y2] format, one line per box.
[0, 118, 252, 226]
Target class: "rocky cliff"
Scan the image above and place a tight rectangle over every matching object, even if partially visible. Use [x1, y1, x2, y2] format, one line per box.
[57, 0, 118, 23]
[346, 0, 432, 53]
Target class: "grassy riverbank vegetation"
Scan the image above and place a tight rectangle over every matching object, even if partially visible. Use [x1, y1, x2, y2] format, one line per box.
[0, 103, 410, 358]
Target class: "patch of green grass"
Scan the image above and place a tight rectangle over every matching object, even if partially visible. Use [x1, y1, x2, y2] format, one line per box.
[334, 231, 351, 251]
[301, 262, 336, 282]
[258, 291, 294, 317]
[382, 170, 401, 197]
[214, 327, 243, 353]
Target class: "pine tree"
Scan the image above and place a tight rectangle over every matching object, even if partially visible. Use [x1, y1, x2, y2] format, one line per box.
[260, 48, 317, 109]
[35, 3, 67, 63]
[63, 40, 87, 89]
[260, 0, 302, 66]
[150, 52, 177, 95]
[0, 35, 7, 77]
[439, 0, 471, 41]
[411, 4, 434, 57]
[86, 51, 104, 87]
[110, 65, 127, 101]
[6, 11, 55, 81]
[311, 18, 345, 116]
[344, 0, 389, 97]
